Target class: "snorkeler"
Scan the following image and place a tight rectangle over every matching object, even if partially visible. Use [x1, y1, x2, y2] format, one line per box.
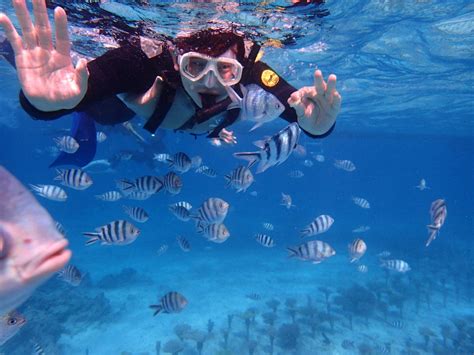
[0, 0, 341, 166]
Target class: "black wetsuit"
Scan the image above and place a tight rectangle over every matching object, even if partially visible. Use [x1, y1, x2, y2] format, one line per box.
[19, 44, 335, 139]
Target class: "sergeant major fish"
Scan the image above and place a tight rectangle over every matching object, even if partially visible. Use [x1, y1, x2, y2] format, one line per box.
[0, 166, 71, 314]
[280, 193, 295, 209]
[234, 123, 301, 174]
[197, 223, 230, 243]
[334, 159, 356, 172]
[300, 215, 334, 238]
[57, 264, 83, 286]
[122, 205, 149, 223]
[380, 259, 411, 273]
[149, 291, 188, 316]
[224, 166, 254, 192]
[167, 152, 192, 173]
[255, 233, 275, 248]
[226, 84, 285, 132]
[348, 238, 367, 263]
[192, 197, 229, 225]
[54, 135, 79, 154]
[426, 199, 447, 247]
[287, 240, 335, 264]
[54, 168, 93, 190]
[83, 220, 140, 246]
[29, 184, 67, 202]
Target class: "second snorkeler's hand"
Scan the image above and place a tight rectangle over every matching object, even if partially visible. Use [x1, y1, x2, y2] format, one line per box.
[117, 76, 164, 119]
[218, 128, 237, 145]
[288, 70, 342, 136]
[0, 0, 89, 112]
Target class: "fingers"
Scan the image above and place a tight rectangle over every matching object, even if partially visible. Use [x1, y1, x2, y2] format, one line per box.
[54, 7, 70, 55]
[314, 69, 326, 96]
[332, 91, 342, 111]
[13, 0, 37, 49]
[0, 13, 23, 54]
[32, 0, 52, 50]
[288, 91, 305, 118]
[326, 74, 337, 96]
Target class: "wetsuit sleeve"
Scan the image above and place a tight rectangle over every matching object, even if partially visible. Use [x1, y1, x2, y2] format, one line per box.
[248, 61, 335, 138]
[20, 45, 159, 121]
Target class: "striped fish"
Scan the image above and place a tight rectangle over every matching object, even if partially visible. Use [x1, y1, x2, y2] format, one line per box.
[120, 176, 163, 194]
[380, 259, 411, 273]
[288, 170, 304, 178]
[167, 152, 192, 173]
[287, 240, 336, 264]
[234, 123, 301, 174]
[96, 131, 107, 143]
[333, 159, 356, 172]
[255, 233, 275, 248]
[375, 343, 391, 354]
[224, 166, 254, 192]
[192, 197, 229, 225]
[377, 251, 391, 258]
[54, 135, 79, 153]
[197, 223, 230, 243]
[280, 193, 294, 209]
[162, 172, 183, 194]
[125, 191, 152, 201]
[122, 205, 149, 223]
[300, 215, 334, 238]
[153, 153, 171, 162]
[263, 222, 274, 231]
[149, 291, 188, 316]
[389, 320, 404, 329]
[227, 84, 285, 131]
[54, 168, 93, 190]
[348, 238, 367, 263]
[246, 293, 261, 300]
[55, 221, 67, 237]
[169, 205, 191, 222]
[195, 165, 217, 178]
[95, 191, 122, 202]
[157, 244, 168, 256]
[170, 201, 192, 210]
[352, 225, 370, 233]
[177, 236, 191, 252]
[426, 199, 447, 247]
[352, 196, 370, 209]
[32, 341, 46, 355]
[83, 220, 140, 246]
[57, 264, 83, 286]
[357, 264, 368, 273]
[29, 184, 67, 201]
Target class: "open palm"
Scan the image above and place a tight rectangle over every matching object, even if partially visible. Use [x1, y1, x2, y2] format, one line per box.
[0, 0, 88, 111]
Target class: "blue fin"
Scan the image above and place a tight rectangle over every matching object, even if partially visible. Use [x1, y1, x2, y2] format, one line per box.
[49, 111, 97, 168]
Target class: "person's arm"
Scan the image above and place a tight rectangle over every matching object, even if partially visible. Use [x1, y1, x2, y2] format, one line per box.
[249, 61, 341, 138]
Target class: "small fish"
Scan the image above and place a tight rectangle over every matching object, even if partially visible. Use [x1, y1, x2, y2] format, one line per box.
[280, 193, 295, 209]
[341, 340, 355, 349]
[153, 153, 171, 162]
[0, 167, 71, 314]
[57, 264, 83, 286]
[262, 222, 274, 231]
[169, 205, 191, 222]
[377, 251, 391, 258]
[195, 165, 217, 178]
[334, 159, 356, 172]
[322, 332, 331, 345]
[157, 244, 168, 256]
[225, 166, 254, 192]
[122, 205, 149, 223]
[234, 123, 301, 174]
[167, 152, 192, 173]
[375, 343, 391, 354]
[389, 320, 404, 329]
[348, 238, 367, 263]
[197, 223, 230, 243]
[352, 196, 370, 209]
[83, 220, 140, 246]
[226, 84, 285, 131]
[426, 199, 447, 247]
[0, 311, 26, 346]
[119, 176, 163, 194]
[54, 135, 79, 153]
[122, 121, 146, 143]
[192, 198, 229, 225]
[55, 221, 67, 237]
[380, 259, 411, 273]
[303, 159, 314, 167]
[314, 154, 325, 163]
[287, 240, 336, 264]
[149, 291, 188, 316]
[255, 233, 275, 248]
[170, 201, 193, 210]
[300, 215, 334, 238]
[352, 225, 370, 233]
[32, 341, 46, 355]
[415, 178, 430, 191]
[125, 191, 152, 201]
[96, 131, 107, 143]
[288, 170, 304, 178]
[162, 172, 183, 195]
[177, 236, 191, 252]
[29, 184, 67, 202]
[191, 155, 202, 168]
[54, 168, 93, 190]
[357, 264, 368, 273]
[95, 191, 122, 202]
[246, 293, 261, 301]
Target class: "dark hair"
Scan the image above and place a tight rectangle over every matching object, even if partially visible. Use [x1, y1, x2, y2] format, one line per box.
[175, 29, 246, 64]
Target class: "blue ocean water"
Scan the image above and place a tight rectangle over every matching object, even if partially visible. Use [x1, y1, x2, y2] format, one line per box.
[0, 0, 473, 354]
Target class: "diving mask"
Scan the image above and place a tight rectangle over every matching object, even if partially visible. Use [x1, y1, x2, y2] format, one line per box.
[178, 52, 243, 87]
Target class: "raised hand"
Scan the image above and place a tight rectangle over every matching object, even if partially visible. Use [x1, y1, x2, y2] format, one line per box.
[288, 69, 342, 135]
[0, 0, 89, 111]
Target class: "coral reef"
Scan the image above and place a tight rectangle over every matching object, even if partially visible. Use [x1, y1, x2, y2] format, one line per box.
[277, 323, 300, 351]
[162, 339, 184, 355]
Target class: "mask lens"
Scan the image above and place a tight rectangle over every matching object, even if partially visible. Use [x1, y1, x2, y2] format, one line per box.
[217, 61, 241, 84]
[184, 55, 209, 78]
